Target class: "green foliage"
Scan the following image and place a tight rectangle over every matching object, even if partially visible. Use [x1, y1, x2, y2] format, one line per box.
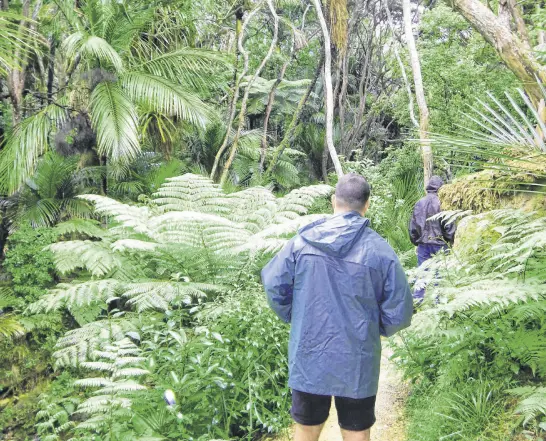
[3, 225, 57, 304]
[392, 209, 546, 438]
[0, 0, 229, 194]
[22, 175, 332, 440]
[7, 152, 93, 228]
[136, 282, 291, 440]
[391, 2, 518, 134]
[339, 146, 423, 263]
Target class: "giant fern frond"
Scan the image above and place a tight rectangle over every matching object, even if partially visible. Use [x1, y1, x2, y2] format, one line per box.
[507, 387, 546, 426]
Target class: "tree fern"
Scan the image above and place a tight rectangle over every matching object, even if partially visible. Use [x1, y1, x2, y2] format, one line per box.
[0, 290, 25, 340]
[398, 207, 546, 431]
[69, 338, 149, 437]
[53, 318, 140, 368]
[507, 387, 546, 426]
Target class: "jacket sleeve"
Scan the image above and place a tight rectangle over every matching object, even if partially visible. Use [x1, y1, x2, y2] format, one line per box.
[261, 238, 297, 323]
[379, 256, 413, 337]
[409, 203, 423, 246]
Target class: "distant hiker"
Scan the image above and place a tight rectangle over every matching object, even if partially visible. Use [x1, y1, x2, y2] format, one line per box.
[262, 173, 413, 441]
[409, 175, 456, 301]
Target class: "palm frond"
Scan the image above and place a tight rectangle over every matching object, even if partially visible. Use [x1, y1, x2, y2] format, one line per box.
[134, 47, 230, 91]
[63, 31, 124, 72]
[0, 108, 59, 194]
[121, 72, 212, 127]
[90, 82, 140, 162]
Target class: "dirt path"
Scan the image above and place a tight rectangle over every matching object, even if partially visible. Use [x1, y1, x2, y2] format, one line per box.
[275, 347, 407, 441]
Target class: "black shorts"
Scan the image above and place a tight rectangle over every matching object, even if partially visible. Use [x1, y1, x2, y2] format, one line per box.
[291, 390, 376, 431]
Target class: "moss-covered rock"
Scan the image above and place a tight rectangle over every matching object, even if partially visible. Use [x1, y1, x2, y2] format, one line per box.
[439, 155, 546, 213]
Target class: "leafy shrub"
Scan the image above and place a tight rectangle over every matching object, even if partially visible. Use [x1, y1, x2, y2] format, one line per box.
[135, 279, 291, 440]
[27, 174, 331, 440]
[392, 209, 546, 438]
[3, 225, 57, 304]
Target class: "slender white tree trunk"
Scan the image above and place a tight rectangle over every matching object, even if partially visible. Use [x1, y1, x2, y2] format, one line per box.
[311, 0, 344, 178]
[402, 0, 433, 186]
[385, 0, 418, 128]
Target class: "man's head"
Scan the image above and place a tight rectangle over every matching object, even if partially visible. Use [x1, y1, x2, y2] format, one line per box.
[426, 176, 444, 193]
[332, 173, 371, 216]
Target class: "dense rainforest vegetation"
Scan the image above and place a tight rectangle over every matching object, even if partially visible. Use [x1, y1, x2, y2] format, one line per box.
[0, 0, 545, 440]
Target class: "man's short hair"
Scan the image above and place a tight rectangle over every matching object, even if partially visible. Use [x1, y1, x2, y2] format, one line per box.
[335, 173, 371, 210]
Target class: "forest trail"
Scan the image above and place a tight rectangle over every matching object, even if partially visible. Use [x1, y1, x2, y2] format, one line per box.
[275, 346, 408, 441]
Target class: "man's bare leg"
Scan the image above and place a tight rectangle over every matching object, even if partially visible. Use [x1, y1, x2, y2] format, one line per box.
[294, 423, 324, 441]
[341, 428, 371, 441]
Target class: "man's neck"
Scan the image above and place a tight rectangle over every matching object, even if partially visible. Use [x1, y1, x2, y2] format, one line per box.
[334, 208, 365, 217]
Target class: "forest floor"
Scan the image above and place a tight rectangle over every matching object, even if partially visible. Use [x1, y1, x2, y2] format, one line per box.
[275, 346, 408, 441]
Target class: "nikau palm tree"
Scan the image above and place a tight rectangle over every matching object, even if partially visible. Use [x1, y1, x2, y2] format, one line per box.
[0, 0, 228, 195]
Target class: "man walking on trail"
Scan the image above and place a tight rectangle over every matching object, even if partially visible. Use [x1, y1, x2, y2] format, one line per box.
[261, 173, 413, 441]
[409, 176, 456, 301]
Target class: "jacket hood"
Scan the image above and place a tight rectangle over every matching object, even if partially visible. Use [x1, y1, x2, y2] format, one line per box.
[299, 211, 369, 258]
[426, 176, 444, 193]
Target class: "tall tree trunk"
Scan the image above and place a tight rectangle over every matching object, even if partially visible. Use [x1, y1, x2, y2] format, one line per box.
[6, 0, 31, 125]
[219, 0, 279, 185]
[259, 61, 288, 171]
[6, 0, 41, 125]
[450, 0, 546, 104]
[0, 203, 9, 261]
[265, 52, 324, 176]
[385, 0, 418, 128]
[210, 6, 251, 181]
[322, 136, 329, 182]
[507, 0, 530, 48]
[47, 37, 55, 103]
[403, 0, 433, 186]
[311, 0, 344, 178]
[338, 51, 349, 154]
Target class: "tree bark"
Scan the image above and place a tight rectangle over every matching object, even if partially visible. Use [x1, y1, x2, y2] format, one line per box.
[507, 0, 530, 48]
[385, 0, 418, 128]
[209, 6, 254, 181]
[47, 37, 55, 103]
[403, 0, 433, 186]
[497, 0, 511, 29]
[219, 0, 279, 185]
[450, 0, 546, 104]
[6, 0, 41, 125]
[322, 135, 329, 182]
[311, 0, 344, 178]
[259, 61, 289, 171]
[6, 0, 31, 124]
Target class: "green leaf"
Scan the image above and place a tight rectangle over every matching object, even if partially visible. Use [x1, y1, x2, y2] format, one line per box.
[90, 82, 140, 162]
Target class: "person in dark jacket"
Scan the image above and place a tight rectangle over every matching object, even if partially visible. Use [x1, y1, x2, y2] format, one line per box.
[409, 176, 456, 301]
[261, 174, 413, 441]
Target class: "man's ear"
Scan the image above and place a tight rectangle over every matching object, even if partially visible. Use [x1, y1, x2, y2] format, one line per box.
[361, 199, 371, 215]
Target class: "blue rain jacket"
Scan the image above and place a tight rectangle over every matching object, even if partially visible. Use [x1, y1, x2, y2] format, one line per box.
[261, 211, 413, 399]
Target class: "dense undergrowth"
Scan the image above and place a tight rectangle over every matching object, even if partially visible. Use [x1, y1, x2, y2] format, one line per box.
[1, 174, 335, 441]
[1, 148, 545, 441]
[392, 209, 546, 440]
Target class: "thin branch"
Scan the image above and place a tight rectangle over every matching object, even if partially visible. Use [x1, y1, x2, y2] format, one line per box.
[311, 0, 343, 177]
[384, 0, 418, 128]
[210, 3, 263, 181]
[220, 0, 279, 185]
